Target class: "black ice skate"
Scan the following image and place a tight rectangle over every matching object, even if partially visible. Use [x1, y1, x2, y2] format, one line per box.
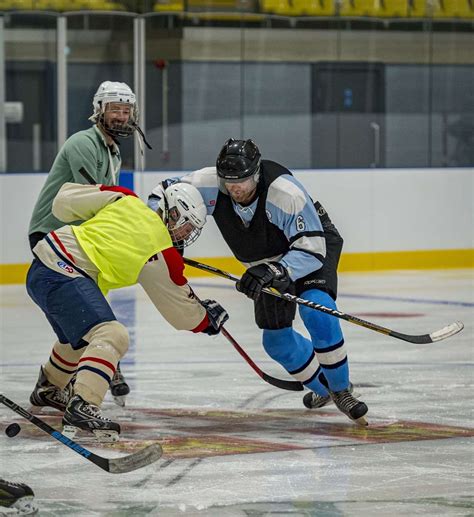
[29, 366, 72, 412]
[0, 478, 38, 515]
[109, 362, 130, 407]
[62, 395, 120, 442]
[303, 383, 354, 410]
[329, 387, 368, 426]
[302, 391, 331, 409]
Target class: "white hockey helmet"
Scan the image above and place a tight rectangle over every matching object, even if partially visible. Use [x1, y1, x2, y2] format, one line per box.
[159, 183, 207, 248]
[90, 81, 138, 138]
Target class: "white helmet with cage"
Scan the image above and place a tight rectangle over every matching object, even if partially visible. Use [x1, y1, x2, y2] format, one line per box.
[89, 81, 138, 138]
[158, 183, 207, 248]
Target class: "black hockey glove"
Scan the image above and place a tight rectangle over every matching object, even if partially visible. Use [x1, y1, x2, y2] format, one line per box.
[236, 262, 291, 301]
[201, 299, 229, 336]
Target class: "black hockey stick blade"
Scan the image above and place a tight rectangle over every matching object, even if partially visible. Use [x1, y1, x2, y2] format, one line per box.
[184, 258, 465, 345]
[220, 327, 304, 391]
[0, 394, 162, 474]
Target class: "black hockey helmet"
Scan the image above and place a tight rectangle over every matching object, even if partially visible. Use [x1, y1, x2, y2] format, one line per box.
[216, 139, 261, 183]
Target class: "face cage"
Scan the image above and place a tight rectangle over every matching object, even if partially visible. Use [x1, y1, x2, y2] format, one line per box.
[166, 206, 203, 248]
[98, 105, 138, 138]
[99, 114, 135, 138]
[169, 225, 202, 249]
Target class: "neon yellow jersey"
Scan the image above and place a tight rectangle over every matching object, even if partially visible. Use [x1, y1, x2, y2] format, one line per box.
[72, 196, 172, 294]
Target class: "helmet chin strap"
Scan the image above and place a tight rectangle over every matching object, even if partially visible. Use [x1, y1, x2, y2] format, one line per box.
[96, 114, 152, 151]
[161, 181, 171, 227]
[132, 122, 153, 150]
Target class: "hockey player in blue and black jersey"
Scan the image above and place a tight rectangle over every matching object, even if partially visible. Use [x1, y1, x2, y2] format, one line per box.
[149, 138, 368, 425]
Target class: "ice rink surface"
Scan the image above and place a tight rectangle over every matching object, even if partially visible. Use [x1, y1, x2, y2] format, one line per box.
[0, 269, 472, 516]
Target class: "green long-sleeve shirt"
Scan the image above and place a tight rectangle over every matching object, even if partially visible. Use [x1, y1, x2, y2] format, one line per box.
[29, 125, 121, 236]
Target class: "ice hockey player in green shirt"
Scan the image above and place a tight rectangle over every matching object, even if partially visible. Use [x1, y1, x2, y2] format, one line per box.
[28, 80, 150, 251]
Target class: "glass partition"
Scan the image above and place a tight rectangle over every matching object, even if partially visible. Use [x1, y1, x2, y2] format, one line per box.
[66, 12, 135, 169]
[1, 5, 473, 172]
[4, 13, 57, 172]
[430, 19, 474, 167]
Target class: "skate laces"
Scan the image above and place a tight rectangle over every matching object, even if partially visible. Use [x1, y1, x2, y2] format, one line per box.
[334, 389, 358, 410]
[40, 382, 70, 405]
[311, 393, 330, 405]
[313, 393, 329, 402]
[82, 402, 111, 422]
[52, 388, 70, 405]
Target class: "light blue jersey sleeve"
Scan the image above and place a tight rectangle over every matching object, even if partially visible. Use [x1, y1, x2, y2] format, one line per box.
[147, 167, 219, 216]
[265, 175, 326, 281]
[148, 169, 326, 281]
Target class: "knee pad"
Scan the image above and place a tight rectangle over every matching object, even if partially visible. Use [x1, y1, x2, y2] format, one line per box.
[83, 320, 129, 360]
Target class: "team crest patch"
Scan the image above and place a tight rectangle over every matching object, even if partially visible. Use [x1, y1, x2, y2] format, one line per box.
[57, 261, 74, 274]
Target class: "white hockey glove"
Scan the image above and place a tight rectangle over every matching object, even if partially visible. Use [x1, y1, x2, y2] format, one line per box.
[200, 299, 229, 336]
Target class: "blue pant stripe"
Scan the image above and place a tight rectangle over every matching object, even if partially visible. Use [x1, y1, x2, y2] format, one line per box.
[289, 350, 316, 375]
[320, 357, 348, 370]
[49, 357, 76, 375]
[304, 366, 321, 385]
[77, 365, 111, 384]
[314, 338, 345, 354]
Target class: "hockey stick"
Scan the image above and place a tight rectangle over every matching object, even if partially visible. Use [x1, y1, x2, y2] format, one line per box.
[184, 258, 464, 345]
[220, 327, 303, 391]
[0, 394, 162, 474]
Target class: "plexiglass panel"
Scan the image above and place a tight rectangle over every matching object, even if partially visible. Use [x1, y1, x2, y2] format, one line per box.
[430, 23, 474, 167]
[4, 13, 57, 172]
[2, 5, 473, 172]
[66, 13, 135, 169]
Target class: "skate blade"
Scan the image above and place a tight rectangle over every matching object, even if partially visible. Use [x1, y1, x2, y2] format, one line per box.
[92, 429, 120, 443]
[8, 496, 38, 515]
[112, 395, 126, 407]
[62, 425, 120, 443]
[354, 415, 368, 427]
[62, 424, 78, 440]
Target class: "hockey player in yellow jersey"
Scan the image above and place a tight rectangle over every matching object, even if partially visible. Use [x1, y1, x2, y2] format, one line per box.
[27, 182, 228, 442]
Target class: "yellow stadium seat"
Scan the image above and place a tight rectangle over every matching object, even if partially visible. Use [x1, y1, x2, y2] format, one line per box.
[155, 0, 240, 11]
[1, 0, 34, 9]
[379, 0, 409, 16]
[261, 0, 336, 15]
[190, 0, 237, 7]
[408, 0, 428, 17]
[432, 0, 473, 17]
[260, 0, 291, 14]
[290, 0, 336, 15]
[96, 0, 125, 10]
[339, 0, 383, 16]
[60, 0, 123, 9]
[313, 0, 337, 15]
[31, 0, 68, 9]
[154, 0, 184, 11]
[61, 0, 91, 9]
